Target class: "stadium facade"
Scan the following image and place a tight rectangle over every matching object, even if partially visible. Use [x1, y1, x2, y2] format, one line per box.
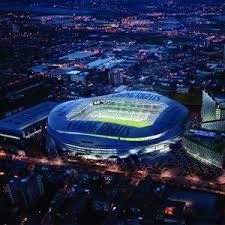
[47, 91, 188, 159]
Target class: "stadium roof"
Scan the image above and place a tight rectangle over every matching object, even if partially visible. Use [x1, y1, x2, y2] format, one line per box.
[0, 101, 60, 136]
[48, 91, 188, 140]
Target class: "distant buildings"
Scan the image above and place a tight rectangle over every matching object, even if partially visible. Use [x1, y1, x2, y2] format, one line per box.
[6, 173, 44, 208]
[114, 85, 128, 93]
[59, 51, 96, 61]
[68, 71, 89, 84]
[207, 63, 225, 73]
[109, 70, 124, 86]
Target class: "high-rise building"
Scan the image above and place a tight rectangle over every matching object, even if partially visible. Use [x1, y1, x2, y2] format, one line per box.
[109, 70, 123, 86]
[182, 90, 225, 168]
[201, 90, 225, 131]
[201, 90, 217, 122]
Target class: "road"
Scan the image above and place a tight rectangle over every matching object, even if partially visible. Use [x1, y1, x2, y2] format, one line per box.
[1, 150, 225, 196]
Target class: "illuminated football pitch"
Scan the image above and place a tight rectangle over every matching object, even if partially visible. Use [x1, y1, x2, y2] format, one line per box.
[95, 117, 151, 128]
[68, 98, 167, 128]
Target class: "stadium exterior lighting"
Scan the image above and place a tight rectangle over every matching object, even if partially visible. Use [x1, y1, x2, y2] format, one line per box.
[47, 91, 188, 159]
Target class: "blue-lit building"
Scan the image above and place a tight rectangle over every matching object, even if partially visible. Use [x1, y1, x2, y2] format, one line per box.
[0, 101, 60, 141]
[47, 91, 188, 159]
[6, 173, 44, 208]
[181, 90, 225, 168]
[201, 90, 225, 132]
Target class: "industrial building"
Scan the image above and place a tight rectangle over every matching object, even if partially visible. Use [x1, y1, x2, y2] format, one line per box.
[0, 101, 60, 141]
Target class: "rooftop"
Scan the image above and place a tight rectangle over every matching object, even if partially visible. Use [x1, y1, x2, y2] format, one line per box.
[0, 101, 60, 135]
[59, 51, 96, 60]
[48, 91, 188, 139]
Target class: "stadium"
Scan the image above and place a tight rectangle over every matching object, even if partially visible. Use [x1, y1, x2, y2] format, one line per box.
[47, 91, 188, 159]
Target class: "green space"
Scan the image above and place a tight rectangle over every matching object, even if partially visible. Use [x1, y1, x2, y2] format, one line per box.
[96, 117, 151, 128]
